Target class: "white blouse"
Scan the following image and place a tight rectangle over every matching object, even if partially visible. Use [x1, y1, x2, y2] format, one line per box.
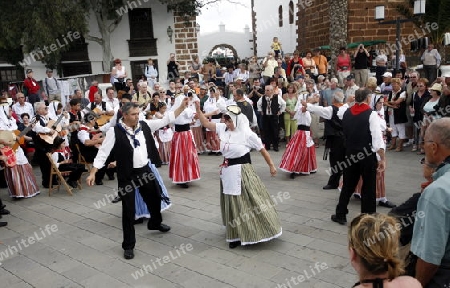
[215, 123, 263, 159]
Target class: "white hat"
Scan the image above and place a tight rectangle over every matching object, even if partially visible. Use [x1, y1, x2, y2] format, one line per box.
[382, 72, 392, 78]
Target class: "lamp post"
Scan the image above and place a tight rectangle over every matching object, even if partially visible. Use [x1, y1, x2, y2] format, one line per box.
[167, 26, 174, 43]
[374, 0, 425, 73]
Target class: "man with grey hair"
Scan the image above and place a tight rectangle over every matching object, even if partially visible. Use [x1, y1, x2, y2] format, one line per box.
[32, 102, 54, 188]
[331, 88, 385, 224]
[320, 78, 342, 107]
[410, 118, 450, 287]
[303, 91, 352, 190]
[87, 99, 189, 260]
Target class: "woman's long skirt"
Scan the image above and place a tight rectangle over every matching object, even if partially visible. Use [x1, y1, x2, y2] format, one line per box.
[220, 164, 282, 245]
[5, 164, 40, 198]
[279, 130, 317, 174]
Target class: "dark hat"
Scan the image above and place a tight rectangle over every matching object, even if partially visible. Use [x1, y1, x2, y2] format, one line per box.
[346, 74, 355, 80]
[52, 136, 65, 149]
[26, 69, 33, 74]
[121, 93, 132, 101]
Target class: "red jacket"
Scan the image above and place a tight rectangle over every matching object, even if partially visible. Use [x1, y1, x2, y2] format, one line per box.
[89, 86, 98, 102]
[23, 77, 40, 95]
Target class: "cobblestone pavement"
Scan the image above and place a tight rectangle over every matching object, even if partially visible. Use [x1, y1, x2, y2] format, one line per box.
[0, 146, 423, 288]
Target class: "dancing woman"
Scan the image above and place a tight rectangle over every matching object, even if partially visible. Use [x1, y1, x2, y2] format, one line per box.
[195, 102, 282, 249]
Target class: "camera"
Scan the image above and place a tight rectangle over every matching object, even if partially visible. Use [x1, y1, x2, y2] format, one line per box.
[188, 92, 193, 97]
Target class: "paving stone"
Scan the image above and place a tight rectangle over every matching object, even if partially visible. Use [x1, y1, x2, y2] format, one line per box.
[1, 147, 423, 287]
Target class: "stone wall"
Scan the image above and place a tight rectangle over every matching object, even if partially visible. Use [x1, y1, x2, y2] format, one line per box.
[297, 0, 329, 52]
[173, 14, 198, 74]
[298, 0, 422, 57]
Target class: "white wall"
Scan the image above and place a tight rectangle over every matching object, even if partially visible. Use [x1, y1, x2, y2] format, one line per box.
[254, 0, 297, 56]
[19, 1, 176, 87]
[197, 24, 253, 61]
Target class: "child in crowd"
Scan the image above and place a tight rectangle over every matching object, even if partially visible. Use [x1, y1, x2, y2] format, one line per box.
[51, 137, 86, 189]
[154, 103, 173, 164]
[271, 37, 282, 59]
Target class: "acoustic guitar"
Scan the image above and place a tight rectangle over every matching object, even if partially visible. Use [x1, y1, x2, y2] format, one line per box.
[39, 113, 66, 144]
[92, 107, 112, 127]
[12, 117, 37, 151]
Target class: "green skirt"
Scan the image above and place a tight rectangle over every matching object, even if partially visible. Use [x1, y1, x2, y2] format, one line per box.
[220, 164, 282, 245]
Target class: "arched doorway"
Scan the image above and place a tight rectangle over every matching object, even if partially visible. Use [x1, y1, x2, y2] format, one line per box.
[208, 44, 239, 67]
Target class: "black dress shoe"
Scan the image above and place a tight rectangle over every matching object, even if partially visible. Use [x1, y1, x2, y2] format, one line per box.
[0, 209, 10, 215]
[67, 181, 78, 189]
[95, 181, 103, 185]
[290, 173, 296, 179]
[0, 221, 7, 227]
[107, 174, 115, 181]
[112, 196, 121, 203]
[331, 214, 347, 225]
[134, 218, 144, 224]
[273, 147, 279, 152]
[124, 249, 134, 260]
[215, 152, 222, 156]
[148, 223, 171, 232]
[322, 185, 338, 190]
[229, 241, 241, 249]
[379, 200, 396, 208]
[208, 151, 215, 155]
[353, 193, 361, 200]
[177, 183, 189, 189]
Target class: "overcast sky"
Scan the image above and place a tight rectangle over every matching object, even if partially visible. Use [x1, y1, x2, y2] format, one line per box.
[196, 0, 252, 34]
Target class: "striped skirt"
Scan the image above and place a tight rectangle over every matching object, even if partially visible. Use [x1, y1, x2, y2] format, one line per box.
[135, 163, 172, 219]
[220, 164, 282, 245]
[279, 130, 317, 174]
[191, 126, 206, 153]
[205, 131, 220, 152]
[157, 139, 171, 164]
[5, 164, 40, 198]
[169, 130, 201, 183]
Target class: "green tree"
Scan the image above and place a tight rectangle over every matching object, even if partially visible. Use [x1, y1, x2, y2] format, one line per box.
[0, 0, 87, 71]
[0, 0, 235, 73]
[397, 0, 450, 45]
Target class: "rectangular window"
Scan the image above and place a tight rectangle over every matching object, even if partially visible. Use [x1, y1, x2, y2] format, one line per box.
[129, 8, 154, 39]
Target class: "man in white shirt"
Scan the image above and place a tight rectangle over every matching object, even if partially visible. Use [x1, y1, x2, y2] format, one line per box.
[87, 100, 188, 260]
[421, 44, 441, 83]
[105, 87, 119, 115]
[330, 89, 385, 225]
[257, 85, 286, 151]
[12, 93, 34, 122]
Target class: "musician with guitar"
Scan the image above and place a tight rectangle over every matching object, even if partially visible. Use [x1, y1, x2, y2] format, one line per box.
[0, 107, 40, 198]
[32, 102, 60, 188]
[83, 92, 114, 127]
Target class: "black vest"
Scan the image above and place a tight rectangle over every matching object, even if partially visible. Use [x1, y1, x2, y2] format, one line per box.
[90, 101, 107, 112]
[324, 105, 344, 137]
[261, 95, 279, 115]
[236, 101, 254, 123]
[342, 108, 372, 152]
[388, 89, 408, 124]
[113, 121, 161, 183]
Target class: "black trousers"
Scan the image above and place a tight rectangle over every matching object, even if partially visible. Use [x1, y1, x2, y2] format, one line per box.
[35, 148, 51, 186]
[58, 163, 85, 182]
[262, 114, 279, 149]
[326, 136, 346, 188]
[336, 150, 377, 216]
[375, 66, 387, 86]
[120, 165, 162, 250]
[423, 64, 438, 84]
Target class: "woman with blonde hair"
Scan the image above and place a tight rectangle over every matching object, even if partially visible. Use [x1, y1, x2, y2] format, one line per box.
[348, 213, 421, 288]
